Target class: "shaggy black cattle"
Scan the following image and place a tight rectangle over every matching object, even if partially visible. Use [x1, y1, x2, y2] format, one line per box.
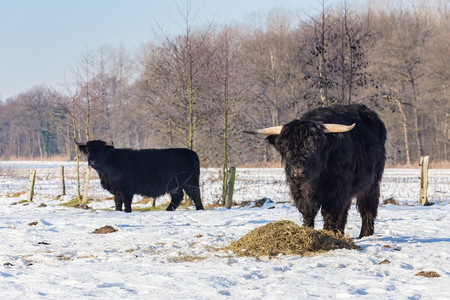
[246, 104, 386, 238]
[77, 140, 204, 213]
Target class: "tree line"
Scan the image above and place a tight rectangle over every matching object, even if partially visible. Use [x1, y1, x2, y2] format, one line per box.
[0, 1, 448, 168]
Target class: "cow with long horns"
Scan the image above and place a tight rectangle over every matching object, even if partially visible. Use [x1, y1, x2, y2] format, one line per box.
[246, 104, 386, 238]
[77, 140, 204, 212]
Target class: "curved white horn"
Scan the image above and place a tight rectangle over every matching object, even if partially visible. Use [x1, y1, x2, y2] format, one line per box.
[244, 126, 283, 136]
[323, 123, 355, 133]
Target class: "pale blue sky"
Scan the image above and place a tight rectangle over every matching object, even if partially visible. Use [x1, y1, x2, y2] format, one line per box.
[0, 0, 334, 100]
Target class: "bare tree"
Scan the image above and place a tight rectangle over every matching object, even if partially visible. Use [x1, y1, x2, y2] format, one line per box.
[139, 1, 216, 153]
[338, 1, 373, 104]
[0, 86, 63, 159]
[374, 9, 434, 163]
[208, 25, 255, 204]
[242, 8, 299, 125]
[301, 0, 338, 106]
[0, 1, 449, 168]
[69, 48, 129, 201]
[422, 7, 450, 162]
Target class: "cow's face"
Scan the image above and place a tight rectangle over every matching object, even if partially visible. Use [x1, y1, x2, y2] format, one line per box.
[269, 120, 327, 179]
[78, 140, 113, 170]
[78, 144, 88, 155]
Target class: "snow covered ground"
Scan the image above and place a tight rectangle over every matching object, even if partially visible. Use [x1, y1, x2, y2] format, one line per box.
[1, 162, 449, 299]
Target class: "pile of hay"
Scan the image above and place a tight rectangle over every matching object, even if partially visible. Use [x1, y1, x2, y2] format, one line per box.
[225, 220, 360, 257]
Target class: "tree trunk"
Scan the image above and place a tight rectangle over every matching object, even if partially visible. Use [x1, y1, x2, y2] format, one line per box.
[319, 58, 329, 106]
[72, 97, 81, 201]
[395, 99, 411, 165]
[445, 111, 449, 162]
[409, 73, 422, 162]
[221, 58, 230, 206]
[37, 131, 43, 159]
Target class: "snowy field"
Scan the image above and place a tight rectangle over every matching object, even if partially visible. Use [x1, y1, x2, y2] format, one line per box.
[1, 161, 449, 299]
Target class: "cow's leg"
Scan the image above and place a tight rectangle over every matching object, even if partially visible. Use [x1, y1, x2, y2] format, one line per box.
[166, 188, 183, 211]
[321, 195, 351, 234]
[336, 208, 350, 234]
[184, 187, 204, 210]
[295, 198, 320, 228]
[357, 183, 380, 238]
[289, 181, 320, 228]
[301, 210, 318, 228]
[183, 176, 204, 210]
[123, 193, 133, 213]
[114, 192, 133, 212]
[321, 207, 339, 232]
[114, 194, 123, 211]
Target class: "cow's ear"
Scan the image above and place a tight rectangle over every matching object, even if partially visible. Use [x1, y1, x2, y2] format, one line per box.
[78, 144, 87, 155]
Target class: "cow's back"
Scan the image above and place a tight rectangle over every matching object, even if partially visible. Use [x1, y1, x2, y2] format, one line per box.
[300, 104, 386, 148]
[138, 148, 200, 173]
[301, 104, 386, 193]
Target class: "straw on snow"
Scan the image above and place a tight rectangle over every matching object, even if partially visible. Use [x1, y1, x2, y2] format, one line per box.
[225, 220, 360, 257]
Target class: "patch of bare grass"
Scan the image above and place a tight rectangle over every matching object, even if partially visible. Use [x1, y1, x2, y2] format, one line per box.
[132, 203, 168, 212]
[58, 198, 91, 209]
[8, 191, 26, 197]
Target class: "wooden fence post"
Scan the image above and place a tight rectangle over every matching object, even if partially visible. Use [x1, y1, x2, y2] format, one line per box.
[82, 167, 91, 203]
[60, 165, 66, 196]
[419, 156, 430, 205]
[225, 166, 236, 209]
[27, 169, 36, 202]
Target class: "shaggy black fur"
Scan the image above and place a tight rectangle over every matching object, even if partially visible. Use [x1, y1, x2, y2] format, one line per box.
[78, 140, 204, 212]
[266, 104, 386, 238]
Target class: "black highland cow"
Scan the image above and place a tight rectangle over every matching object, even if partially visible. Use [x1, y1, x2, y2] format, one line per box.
[77, 140, 204, 212]
[246, 104, 386, 238]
